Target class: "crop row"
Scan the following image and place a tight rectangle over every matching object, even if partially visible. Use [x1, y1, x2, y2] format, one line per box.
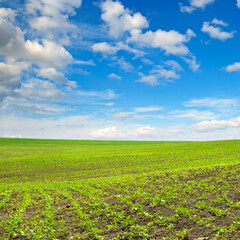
[0, 164, 239, 239]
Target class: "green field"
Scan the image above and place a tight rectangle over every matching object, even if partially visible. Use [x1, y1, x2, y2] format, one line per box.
[0, 138, 240, 239]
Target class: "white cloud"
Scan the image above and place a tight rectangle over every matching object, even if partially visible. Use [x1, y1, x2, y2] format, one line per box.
[90, 124, 184, 140]
[0, 75, 70, 115]
[1, 113, 240, 141]
[112, 106, 163, 121]
[16, 78, 65, 101]
[0, 7, 76, 115]
[172, 109, 216, 121]
[92, 42, 118, 55]
[184, 97, 239, 108]
[111, 105, 165, 122]
[137, 60, 183, 86]
[90, 126, 121, 138]
[29, 16, 72, 31]
[180, 0, 215, 13]
[151, 66, 181, 80]
[137, 75, 159, 86]
[1, 97, 68, 115]
[0, 115, 92, 139]
[129, 125, 183, 139]
[128, 28, 195, 56]
[211, 18, 228, 27]
[237, 0, 240, 8]
[201, 20, 235, 41]
[108, 73, 122, 79]
[141, 58, 154, 65]
[165, 60, 183, 71]
[0, 59, 30, 99]
[76, 89, 118, 100]
[130, 125, 155, 137]
[100, 0, 148, 38]
[0, 8, 73, 69]
[190, 0, 215, 8]
[23, 39, 73, 69]
[63, 88, 118, 106]
[226, 62, 240, 72]
[26, 0, 82, 31]
[0, 7, 16, 23]
[116, 42, 145, 57]
[109, 57, 134, 72]
[182, 56, 200, 72]
[134, 106, 163, 113]
[112, 112, 130, 119]
[191, 117, 240, 132]
[92, 41, 145, 57]
[180, 5, 195, 13]
[116, 57, 134, 72]
[37, 67, 77, 88]
[0, 19, 24, 54]
[98, 1, 198, 70]
[2, 133, 25, 138]
[74, 59, 96, 66]
[0, 19, 73, 69]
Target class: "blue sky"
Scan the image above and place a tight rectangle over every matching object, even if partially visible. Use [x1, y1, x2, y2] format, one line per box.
[1, 0, 240, 140]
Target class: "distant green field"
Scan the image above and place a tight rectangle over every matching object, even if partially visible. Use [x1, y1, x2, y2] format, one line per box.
[0, 138, 240, 239]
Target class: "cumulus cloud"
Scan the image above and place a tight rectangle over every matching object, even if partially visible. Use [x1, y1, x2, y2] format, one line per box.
[165, 60, 183, 71]
[2, 114, 240, 140]
[137, 75, 159, 86]
[0, 5, 77, 118]
[90, 124, 184, 140]
[97, 1, 198, 71]
[90, 126, 121, 138]
[108, 73, 122, 79]
[0, 76, 69, 115]
[0, 13, 73, 69]
[0, 19, 24, 54]
[137, 60, 183, 86]
[180, 0, 215, 13]
[108, 57, 134, 72]
[211, 18, 228, 27]
[191, 117, 240, 132]
[116, 42, 145, 57]
[37, 67, 77, 88]
[237, 0, 240, 8]
[116, 57, 134, 72]
[0, 59, 30, 99]
[201, 19, 235, 41]
[0, 7, 16, 23]
[23, 40, 73, 69]
[26, 0, 82, 31]
[92, 42, 118, 55]
[16, 78, 65, 101]
[128, 28, 195, 56]
[92, 41, 145, 57]
[151, 66, 181, 79]
[100, 0, 148, 38]
[182, 56, 200, 72]
[226, 62, 240, 72]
